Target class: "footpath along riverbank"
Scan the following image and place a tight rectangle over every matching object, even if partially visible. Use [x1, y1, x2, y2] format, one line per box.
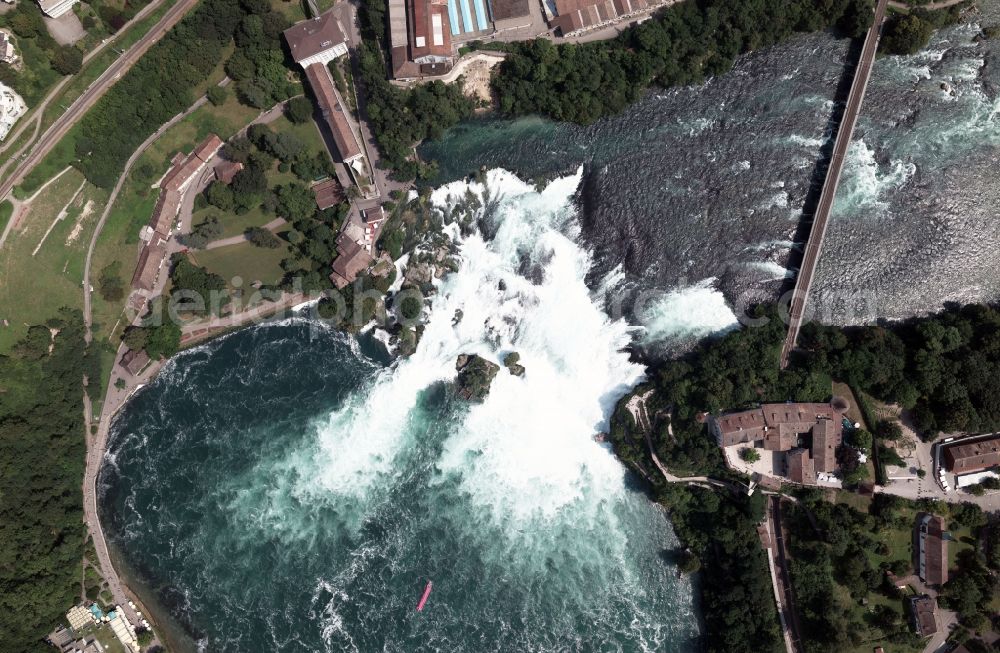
[82, 293, 312, 650]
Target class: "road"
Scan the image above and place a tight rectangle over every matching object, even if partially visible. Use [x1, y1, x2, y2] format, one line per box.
[81, 95, 211, 343]
[335, 0, 411, 200]
[779, 0, 889, 368]
[81, 354, 163, 638]
[0, 0, 201, 249]
[767, 496, 805, 653]
[888, 0, 969, 10]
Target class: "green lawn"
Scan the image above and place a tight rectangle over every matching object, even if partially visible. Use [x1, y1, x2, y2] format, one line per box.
[193, 205, 274, 239]
[272, 0, 308, 23]
[189, 236, 290, 290]
[0, 200, 12, 235]
[0, 170, 109, 352]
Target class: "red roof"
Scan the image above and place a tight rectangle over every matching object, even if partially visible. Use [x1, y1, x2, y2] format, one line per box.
[409, 0, 452, 61]
[149, 190, 181, 239]
[304, 63, 362, 163]
[194, 134, 224, 163]
[131, 244, 166, 291]
[312, 178, 344, 210]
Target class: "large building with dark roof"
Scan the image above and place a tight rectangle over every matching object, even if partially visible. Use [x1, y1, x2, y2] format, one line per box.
[910, 595, 937, 637]
[283, 11, 349, 67]
[550, 0, 650, 35]
[284, 13, 365, 166]
[490, 0, 530, 21]
[943, 435, 1000, 474]
[711, 401, 847, 483]
[409, 0, 452, 66]
[131, 242, 167, 291]
[917, 514, 948, 587]
[329, 229, 374, 288]
[303, 62, 364, 163]
[787, 448, 816, 485]
[387, 0, 456, 79]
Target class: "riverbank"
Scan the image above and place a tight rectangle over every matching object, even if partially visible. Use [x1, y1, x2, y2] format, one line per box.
[82, 290, 316, 650]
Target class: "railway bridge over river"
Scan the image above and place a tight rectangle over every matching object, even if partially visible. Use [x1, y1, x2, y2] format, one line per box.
[779, 0, 890, 369]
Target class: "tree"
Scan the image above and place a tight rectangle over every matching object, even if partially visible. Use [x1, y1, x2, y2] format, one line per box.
[740, 447, 760, 463]
[51, 45, 83, 75]
[285, 96, 314, 123]
[274, 183, 315, 221]
[181, 216, 223, 248]
[246, 227, 281, 248]
[850, 428, 873, 451]
[222, 136, 253, 164]
[122, 325, 149, 351]
[881, 14, 935, 56]
[0, 311, 94, 652]
[205, 182, 236, 212]
[97, 262, 125, 301]
[207, 85, 229, 106]
[144, 323, 181, 359]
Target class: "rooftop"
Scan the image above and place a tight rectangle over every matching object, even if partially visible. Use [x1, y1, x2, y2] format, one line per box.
[490, 0, 531, 20]
[304, 63, 363, 163]
[283, 12, 348, 64]
[910, 595, 937, 637]
[312, 178, 344, 210]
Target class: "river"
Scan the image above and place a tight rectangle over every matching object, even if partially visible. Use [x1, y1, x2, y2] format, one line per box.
[100, 5, 1000, 651]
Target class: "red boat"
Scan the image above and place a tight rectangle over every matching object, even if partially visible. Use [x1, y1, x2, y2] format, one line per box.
[416, 581, 433, 611]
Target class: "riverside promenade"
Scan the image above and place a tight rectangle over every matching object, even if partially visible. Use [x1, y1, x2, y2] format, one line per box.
[779, 0, 889, 369]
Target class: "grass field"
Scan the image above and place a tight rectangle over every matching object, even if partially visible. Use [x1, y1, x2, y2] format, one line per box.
[0, 200, 12, 235]
[0, 169, 109, 351]
[196, 206, 275, 239]
[189, 234, 290, 290]
[273, 0, 308, 23]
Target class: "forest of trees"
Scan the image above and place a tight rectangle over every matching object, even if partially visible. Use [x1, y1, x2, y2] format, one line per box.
[222, 3, 296, 109]
[608, 302, 1000, 653]
[491, 0, 873, 124]
[659, 484, 781, 653]
[0, 310, 99, 653]
[611, 303, 1000, 481]
[797, 303, 1000, 439]
[73, 0, 250, 188]
[880, 4, 967, 55]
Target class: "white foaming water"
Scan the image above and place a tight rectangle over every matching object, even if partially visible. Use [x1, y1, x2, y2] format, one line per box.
[759, 190, 789, 210]
[429, 169, 643, 527]
[748, 260, 795, 282]
[243, 169, 649, 536]
[638, 278, 738, 344]
[784, 133, 825, 150]
[833, 138, 916, 216]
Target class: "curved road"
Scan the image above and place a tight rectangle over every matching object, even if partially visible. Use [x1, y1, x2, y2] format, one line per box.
[0, 0, 201, 249]
[81, 95, 209, 343]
